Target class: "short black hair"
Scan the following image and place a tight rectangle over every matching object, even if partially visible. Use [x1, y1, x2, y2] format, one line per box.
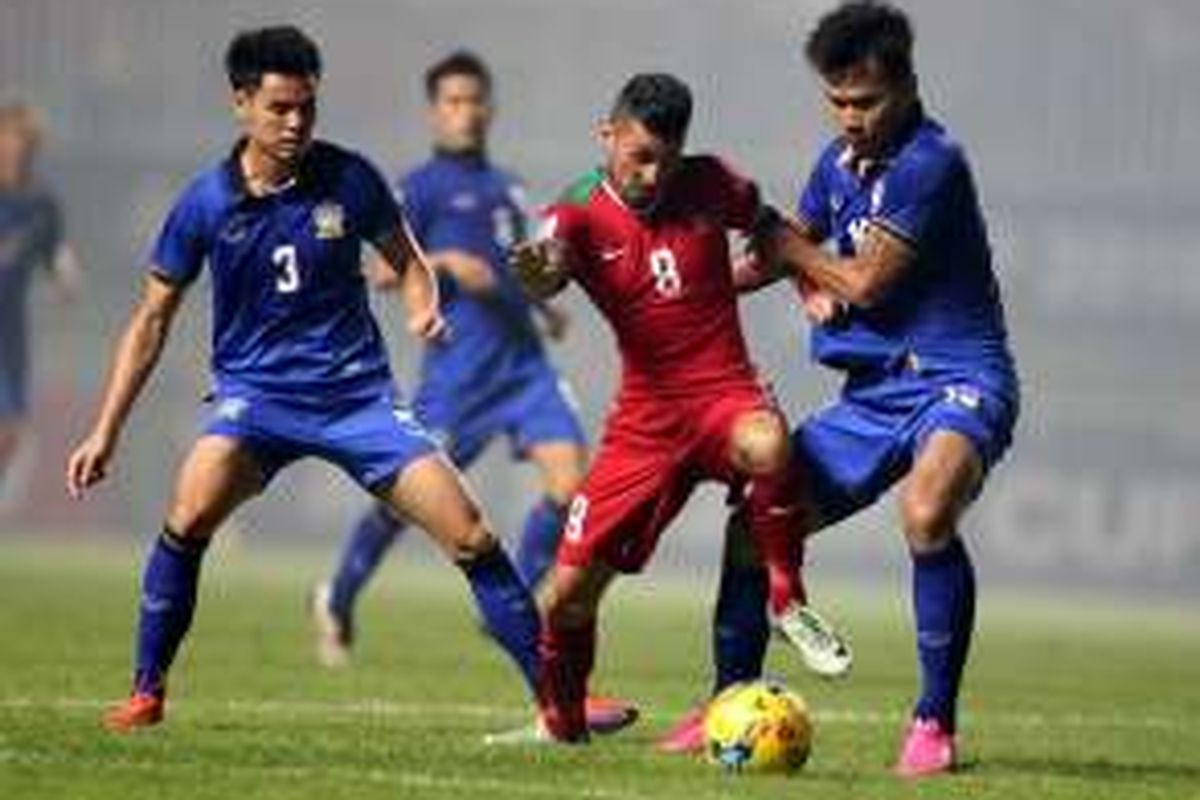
[805, 1, 914, 84]
[610, 73, 693, 145]
[425, 50, 493, 101]
[225, 26, 322, 92]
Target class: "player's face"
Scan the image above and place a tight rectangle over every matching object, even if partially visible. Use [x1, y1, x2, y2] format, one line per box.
[599, 117, 682, 211]
[0, 118, 38, 188]
[234, 73, 318, 165]
[820, 59, 915, 160]
[429, 75, 492, 154]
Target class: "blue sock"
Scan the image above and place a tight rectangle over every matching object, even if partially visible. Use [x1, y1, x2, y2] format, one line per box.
[133, 529, 209, 697]
[516, 497, 565, 589]
[711, 553, 770, 696]
[459, 546, 541, 696]
[912, 536, 976, 732]
[329, 503, 405, 625]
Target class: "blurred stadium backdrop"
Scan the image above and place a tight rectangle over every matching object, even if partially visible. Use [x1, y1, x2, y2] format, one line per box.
[1, 0, 1197, 599]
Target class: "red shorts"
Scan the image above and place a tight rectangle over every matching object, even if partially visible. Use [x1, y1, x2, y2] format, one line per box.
[557, 380, 781, 573]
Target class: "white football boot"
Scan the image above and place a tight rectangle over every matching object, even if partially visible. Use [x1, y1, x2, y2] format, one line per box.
[309, 582, 351, 669]
[773, 601, 853, 679]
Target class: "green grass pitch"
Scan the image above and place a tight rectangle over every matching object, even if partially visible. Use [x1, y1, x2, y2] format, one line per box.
[1, 539, 1197, 799]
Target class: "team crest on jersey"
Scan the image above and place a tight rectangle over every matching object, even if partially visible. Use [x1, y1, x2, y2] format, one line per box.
[312, 201, 346, 240]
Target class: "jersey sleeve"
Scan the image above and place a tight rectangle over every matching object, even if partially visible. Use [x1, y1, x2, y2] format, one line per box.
[871, 147, 960, 247]
[149, 184, 208, 285]
[795, 152, 833, 239]
[697, 156, 763, 231]
[351, 157, 405, 244]
[542, 169, 602, 253]
[539, 202, 588, 252]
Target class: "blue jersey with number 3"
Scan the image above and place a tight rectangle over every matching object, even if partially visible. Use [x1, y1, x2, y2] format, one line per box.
[797, 115, 1014, 379]
[151, 140, 402, 402]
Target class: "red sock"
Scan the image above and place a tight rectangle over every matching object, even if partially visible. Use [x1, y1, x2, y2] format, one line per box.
[747, 469, 808, 615]
[536, 619, 595, 741]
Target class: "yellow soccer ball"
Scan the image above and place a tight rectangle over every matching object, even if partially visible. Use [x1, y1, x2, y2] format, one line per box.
[703, 679, 813, 774]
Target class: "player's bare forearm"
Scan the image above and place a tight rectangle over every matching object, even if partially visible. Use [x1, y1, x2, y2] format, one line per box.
[374, 223, 446, 340]
[772, 219, 913, 308]
[430, 250, 496, 294]
[89, 275, 182, 442]
[67, 274, 183, 497]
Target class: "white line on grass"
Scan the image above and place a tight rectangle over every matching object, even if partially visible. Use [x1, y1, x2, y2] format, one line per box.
[0, 749, 659, 800]
[0, 696, 1189, 731]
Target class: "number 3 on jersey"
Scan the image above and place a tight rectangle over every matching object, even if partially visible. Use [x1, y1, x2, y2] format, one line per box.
[648, 247, 682, 298]
[273, 244, 301, 294]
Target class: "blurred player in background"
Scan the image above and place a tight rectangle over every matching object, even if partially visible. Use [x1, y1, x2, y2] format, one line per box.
[63, 27, 587, 734]
[311, 52, 588, 668]
[661, 2, 1020, 776]
[497, 73, 850, 744]
[0, 102, 82, 491]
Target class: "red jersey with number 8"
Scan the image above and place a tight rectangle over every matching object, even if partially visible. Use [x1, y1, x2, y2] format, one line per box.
[544, 155, 763, 397]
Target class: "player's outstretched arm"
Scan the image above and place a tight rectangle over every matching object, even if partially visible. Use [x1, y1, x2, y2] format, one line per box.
[771, 217, 914, 309]
[66, 273, 185, 498]
[373, 222, 446, 341]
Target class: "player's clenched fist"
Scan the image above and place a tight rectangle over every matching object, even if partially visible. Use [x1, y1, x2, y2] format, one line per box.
[511, 238, 571, 299]
[66, 430, 114, 499]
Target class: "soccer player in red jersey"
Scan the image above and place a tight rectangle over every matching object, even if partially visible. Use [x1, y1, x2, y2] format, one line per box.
[503, 74, 850, 744]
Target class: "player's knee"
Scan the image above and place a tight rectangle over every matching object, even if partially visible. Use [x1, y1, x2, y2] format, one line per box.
[545, 473, 583, 508]
[734, 414, 790, 475]
[163, 503, 222, 542]
[538, 449, 587, 506]
[900, 488, 957, 551]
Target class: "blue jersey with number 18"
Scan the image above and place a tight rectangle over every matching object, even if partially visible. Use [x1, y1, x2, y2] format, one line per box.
[797, 114, 1014, 381]
[150, 140, 402, 403]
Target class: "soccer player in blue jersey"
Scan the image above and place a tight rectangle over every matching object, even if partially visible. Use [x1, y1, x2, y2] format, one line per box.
[659, 3, 1019, 777]
[64, 27, 558, 733]
[311, 52, 588, 669]
[0, 102, 82, 490]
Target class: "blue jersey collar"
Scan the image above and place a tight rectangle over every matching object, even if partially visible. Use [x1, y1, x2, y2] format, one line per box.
[222, 138, 323, 201]
[837, 105, 927, 179]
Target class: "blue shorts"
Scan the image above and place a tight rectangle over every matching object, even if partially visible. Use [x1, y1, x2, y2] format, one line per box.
[203, 391, 439, 490]
[795, 365, 1019, 527]
[415, 367, 586, 468]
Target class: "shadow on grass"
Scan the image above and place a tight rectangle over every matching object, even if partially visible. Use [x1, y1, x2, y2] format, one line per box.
[969, 756, 1200, 783]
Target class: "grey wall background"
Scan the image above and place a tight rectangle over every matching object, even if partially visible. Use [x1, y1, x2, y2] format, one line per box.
[2, 0, 1197, 598]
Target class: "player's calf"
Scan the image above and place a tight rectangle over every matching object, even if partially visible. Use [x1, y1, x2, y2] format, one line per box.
[536, 562, 614, 742]
[104, 438, 262, 733]
[384, 454, 544, 696]
[900, 431, 982, 747]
